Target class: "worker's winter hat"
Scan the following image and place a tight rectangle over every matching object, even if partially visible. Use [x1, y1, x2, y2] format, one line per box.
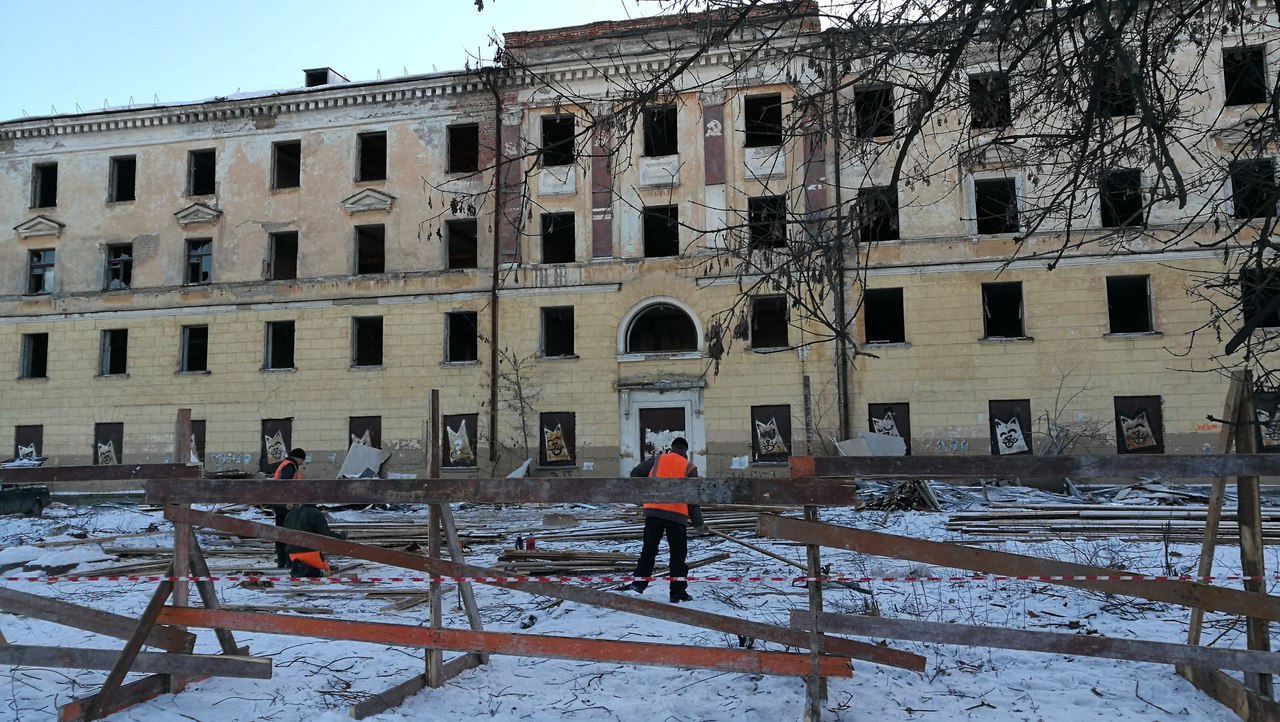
[670, 437, 689, 451]
[289, 447, 307, 460]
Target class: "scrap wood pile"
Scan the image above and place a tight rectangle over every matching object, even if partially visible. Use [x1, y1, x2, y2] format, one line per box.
[949, 504, 1280, 543]
[859, 480, 941, 512]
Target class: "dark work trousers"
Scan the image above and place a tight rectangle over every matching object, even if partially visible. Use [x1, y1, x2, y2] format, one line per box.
[271, 505, 289, 567]
[633, 516, 689, 596]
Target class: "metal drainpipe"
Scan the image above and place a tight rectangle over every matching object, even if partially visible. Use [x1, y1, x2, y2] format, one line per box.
[829, 33, 851, 440]
[487, 71, 503, 465]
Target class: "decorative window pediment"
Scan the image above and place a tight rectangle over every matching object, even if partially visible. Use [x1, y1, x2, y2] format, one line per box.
[175, 202, 223, 227]
[961, 137, 1032, 171]
[14, 215, 65, 239]
[341, 188, 397, 214]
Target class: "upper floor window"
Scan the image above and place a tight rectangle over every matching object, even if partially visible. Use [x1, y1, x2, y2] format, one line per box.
[188, 149, 216, 196]
[1230, 158, 1277, 219]
[864, 288, 906, 344]
[180, 325, 209, 373]
[351, 316, 384, 367]
[446, 220, 478, 270]
[1098, 64, 1136, 117]
[541, 116, 575, 167]
[19, 333, 48, 379]
[981, 281, 1025, 338]
[541, 306, 575, 358]
[748, 196, 787, 250]
[27, 249, 54, 295]
[643, 105, 678, 157]
[105, 243, 133, 290]
[1106, 275, 1154, 334]
[969, 73, 1011, 129]
[626, 303, 698, 354]
[109, 156, 136, 202]
[357, 132, 387, 182]
[355, 224, 386, 274]
[1224, 46, 1268, 106]
[99, 329, 129, 375]
[855, 186, 899, 243]
[1240, 267, 1280, 329]
[268, 231, 298, 281]
[446, 311, 479, 363]
[973, 177, 1019, 235]
[447, 124, 480, 173]
[751, 295, 789, 349]
[541, 212, 575, 264]
[642, 205, 679, 258]
[854, 86, 894, 138]
[265, 321, 296, 370]
[744, 93, 783, 148]
[272, 141, 302, 189]
[31, 163, 57, 208]
[1099, 168, 1144, 228]
[185, 239, 212, 285]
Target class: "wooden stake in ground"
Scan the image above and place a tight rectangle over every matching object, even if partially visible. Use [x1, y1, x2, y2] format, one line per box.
[426, 388, 444, 687]
[1235, 381, 1273, 698]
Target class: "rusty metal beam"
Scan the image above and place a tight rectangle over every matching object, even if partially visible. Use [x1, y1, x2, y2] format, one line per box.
[0, 645, 270, 678]
[789, 454, 1280, 479]
[159, 607, 853, 678]
[1, 463, 199, 484]
[0, 586, 194, 653]
[759, 514, 1280, 622]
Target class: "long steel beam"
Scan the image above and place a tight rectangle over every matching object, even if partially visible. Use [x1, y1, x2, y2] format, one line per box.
[791, 454, 1280, 479]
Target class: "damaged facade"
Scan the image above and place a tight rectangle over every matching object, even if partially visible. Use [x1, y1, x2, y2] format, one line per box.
[0, 6, 1269, 477]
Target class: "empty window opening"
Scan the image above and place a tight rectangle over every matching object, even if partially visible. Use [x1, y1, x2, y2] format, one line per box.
[105, 244, 132, 290]
[19, 333, 48, 379]
[643, 105, 678, 157]
[1224, 47, 1268, 106]
[100, 329, 129, 375]
[352, 316, 384, 367]
[1241, 268, 1280, 329]
[864, 288, 906, 344]
[1099, 65, 1137, 117]
[541, 306, 575, 357]
[259, 418, 293, 473]
[748, 196, 787, 250]
[1231, 159, 1277, 219]
[744, 93, 783, 147]
[14, 425, 42, 460]
[447, 124, 480, 173]
[1106, 275, 1153, 334]
[109, 156, 136, 202]
[27, 249, 54, 295]
[31, 163, 57, 208]
[181, 325, 209, 372]
[855, 186, 899, 243]
[188, 149, 216, 196]
[357, 131, 387, 181]
[355, 224, 386, 274]
[541, 212, 575, 264]
[273, 141, 301, 189]
[447, 219, 478, 269]
[974, 178, 1019, 234]
[982, 281, 1025, 338]
[751, 295, 789, 349]
[94, 423, 124, 465]
[541, 116, 575, 167]
[627, 304, 698, 354]
[1100, 168, 1144, 228]
[854, 86, 895, 138]
[643, 205, 680, 257]
[446, 311, 479, 363]
[185, 239, 212, 285]
[969, 73, 1011, 129]
[268, 231, 298, 281]
[265, 321, 295, 370]
[349, 416, 382, 449]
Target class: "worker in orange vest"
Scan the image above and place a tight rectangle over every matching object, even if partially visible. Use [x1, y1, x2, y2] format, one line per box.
[270, 448, 307, 568]
[627, 437, 704, 603]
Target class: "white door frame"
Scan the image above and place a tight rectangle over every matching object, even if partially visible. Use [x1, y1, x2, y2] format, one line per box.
[619, 389, 706, 476]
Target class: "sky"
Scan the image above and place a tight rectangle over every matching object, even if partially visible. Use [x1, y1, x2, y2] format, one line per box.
[0, 0, 661, 123]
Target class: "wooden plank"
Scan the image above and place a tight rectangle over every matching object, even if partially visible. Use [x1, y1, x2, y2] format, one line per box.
[1236, 383, 1274, 698]
[758, 514, 1280, 622]
[348, 655, 482, 720]
[795, 612, 1280, 673]
[81, 571, 175, 721]
[1, 463, 200, 484]
[0, 644, 270, 678]
[159, 607, 853, 677]
[426, 504, 444, 686]
[1177, 664, 1280, 721]
[167, 505, 924, 671]
[58, 646, 249, 722]
[795, 454, 1280, 479]
[803, 505, 824, 718]
[187, 532, 241, 655]
[0, 586, 195, 653]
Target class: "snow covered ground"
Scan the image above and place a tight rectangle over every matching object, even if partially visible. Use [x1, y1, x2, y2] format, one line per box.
[0, 488, 1276, 721]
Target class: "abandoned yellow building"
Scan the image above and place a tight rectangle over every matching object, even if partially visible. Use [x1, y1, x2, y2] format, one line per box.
[0, 7, 1271, 478]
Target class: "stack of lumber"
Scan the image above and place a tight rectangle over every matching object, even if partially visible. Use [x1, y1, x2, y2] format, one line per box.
[496, 549, 729, 576]
[948, 503, 1280, 543]
[534, 510, 763, 543]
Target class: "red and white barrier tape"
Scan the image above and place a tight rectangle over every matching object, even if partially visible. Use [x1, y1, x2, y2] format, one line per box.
[0, 574, 1276, 585]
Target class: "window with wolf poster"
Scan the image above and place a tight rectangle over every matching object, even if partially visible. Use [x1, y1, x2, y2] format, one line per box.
[988, 399, 1032, 456]
[539, 412, 575, 466]
[1113, 396, 1164, 454]
[751, 405, 791, 462]
[260, 418, 292, 473]
[867, 403, 911, 455]
[442, 413, 478, 468]
[1256, 390, 1280, 453]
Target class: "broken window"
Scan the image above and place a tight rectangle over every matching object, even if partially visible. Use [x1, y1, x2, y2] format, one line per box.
[105, 243, 132, 290]
[268, 231, 298, 281]
[349, 416, 382, 449]
[864, 287, 906, 344]
[541, 306, 575, 358]
[188, 149, 216, 196]
[868, 402, 912, 455]
[855, 186, 899, 243]
[539, 411, 576, 466]
[1106, 275, 1153, 333]
[1098, 64, 1136, 117]
[447, 124, 480, 173]
[357, 131, 387, 182]
[541, 116, 575, 167]
[27, 249, 54, 295]
[190, 419, 206, 463]
[988, 399, 1032, 456]
[185, 238, 212, 285]
[272, 141, 302, 189]
[744, 93, 783, 148]
[446, 311, 479, 363]
[355, 224, 386, 274]
[352, 316, 384, 367]
[1114, 395, 1164, 454]
[642, 205, 679, 257]
[969, 73, 1011, 129]
[1224, 46, 1268, 106]
[109, 156, 136, 202]
[99, 329, 128, 375]
[180, 325, 209, 372]
[541, 212, 575, 264]
[982, 281, 1024, 338]
[31, 162, 57, 208]
[974, 177, 1019, 234]
[260, 418, 293, 472]
[751, 405, 792, 462]
[14, 425, 42, 460]
[748, 195, 787, 250]
[751, 295, 789, 349]
[442, 413, 479, 468]
[1099, 168, 1144, 228]
[1230, 158, 1278, 219]
[94, 422, 124, 465]
[854, 86, 894, 138]
[19, 333, 48, 379]
[643, 105, 678, 157]
[626, 303, 698, 354]
[1240, 268, 1280, 329]
[446, 219, 478, 269]
[265, 321, 295, 370]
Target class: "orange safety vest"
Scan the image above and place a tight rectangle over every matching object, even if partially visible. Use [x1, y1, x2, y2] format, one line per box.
[272, 459, 300, 480]
[643, 452, 692, 517]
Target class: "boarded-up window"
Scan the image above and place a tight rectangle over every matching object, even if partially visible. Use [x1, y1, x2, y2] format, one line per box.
[539, 412, 576, 467]
[349, 416, 382, 448]
[1255, 389, 1280, 453]
[638, 407, 686, 464]
[442, 413, 478, 468]
[867, 403, 911, 455]
[94, 422, 124, 465]
[1114, 395, 1164, 454]
[988, 399, 1032, 456]
[14, 425, 42, 460]
[751, 405, 791, 462]
[260, 418, 293, 473]
[190, 420, 206, 464]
